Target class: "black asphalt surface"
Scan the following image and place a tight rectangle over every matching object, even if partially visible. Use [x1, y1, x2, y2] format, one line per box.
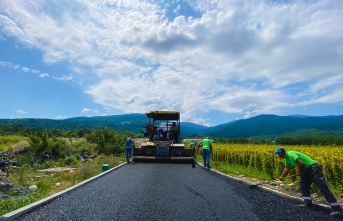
[15, 162, 337, 221]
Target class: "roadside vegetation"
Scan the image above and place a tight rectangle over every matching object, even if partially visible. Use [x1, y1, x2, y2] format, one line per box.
[210, 144, 343, 192]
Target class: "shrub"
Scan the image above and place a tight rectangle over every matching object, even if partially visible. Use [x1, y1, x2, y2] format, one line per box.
[64, 155, 78, 166]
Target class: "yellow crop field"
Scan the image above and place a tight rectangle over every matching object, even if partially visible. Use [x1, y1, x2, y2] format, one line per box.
[211, 144, 343, 187]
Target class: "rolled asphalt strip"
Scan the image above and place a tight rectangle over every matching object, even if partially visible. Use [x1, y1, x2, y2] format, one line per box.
[0, 161, 331, 220]
[0, 162, 127, 221]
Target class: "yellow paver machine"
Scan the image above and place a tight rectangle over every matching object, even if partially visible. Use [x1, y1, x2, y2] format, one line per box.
[133, 110, 195, 167]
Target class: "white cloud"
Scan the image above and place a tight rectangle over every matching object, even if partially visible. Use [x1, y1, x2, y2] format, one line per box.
[21, 67, 30, 72]
[299, 88, 343, 105]
[56, 116, 67, 119]
[0, 61, 11, 67]
[1, 0, 343, 124]
[298, 75, 343, 97]
[39, 73, 49, 78]
[17, 110, 28, 114]
[0, 60, 46, 78]
[81, 108, 91, 113]
[52, 75, 73, 81]
[81, 108, 103, 116]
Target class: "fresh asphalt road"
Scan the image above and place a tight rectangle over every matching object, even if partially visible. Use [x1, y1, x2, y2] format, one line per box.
[15, 162, 336, 221]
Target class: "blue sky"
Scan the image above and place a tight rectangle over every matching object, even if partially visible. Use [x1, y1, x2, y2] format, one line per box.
[0, 0, 343, 126]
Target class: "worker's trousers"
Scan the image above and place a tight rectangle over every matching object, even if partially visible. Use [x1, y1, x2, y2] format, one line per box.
[202, 149, 210, 166]
[300, 164, 342, 212]
[125, 148, 132, 162]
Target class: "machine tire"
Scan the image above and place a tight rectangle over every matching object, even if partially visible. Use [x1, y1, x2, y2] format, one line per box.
[192, 161, 195, 168]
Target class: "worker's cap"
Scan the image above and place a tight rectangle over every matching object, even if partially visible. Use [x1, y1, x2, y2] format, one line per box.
[275, 147, 285, 154]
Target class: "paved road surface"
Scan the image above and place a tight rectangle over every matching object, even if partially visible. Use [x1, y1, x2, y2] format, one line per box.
[15, 163, 336, 221]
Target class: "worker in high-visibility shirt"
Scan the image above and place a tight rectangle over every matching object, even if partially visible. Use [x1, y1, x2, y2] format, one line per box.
[275, 147, 342, 218]
[198, 137, 212, 169]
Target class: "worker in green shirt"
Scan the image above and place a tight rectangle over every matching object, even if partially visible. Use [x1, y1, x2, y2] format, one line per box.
[275, 147, 342, 218]
[199, 137, 212, 169]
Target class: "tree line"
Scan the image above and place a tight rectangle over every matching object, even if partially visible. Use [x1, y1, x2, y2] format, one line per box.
[2, 124, 343, 147]
[0, 124, 136, 162]
[200, 136, 343, 146]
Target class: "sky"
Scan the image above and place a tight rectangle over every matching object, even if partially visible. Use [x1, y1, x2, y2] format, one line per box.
[0, 0, 343, 126]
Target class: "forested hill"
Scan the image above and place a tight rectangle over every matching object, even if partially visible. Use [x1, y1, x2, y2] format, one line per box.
[204, 115, 343, 138]
[0, 114, 148, 134]
[1, 114, 343, 138]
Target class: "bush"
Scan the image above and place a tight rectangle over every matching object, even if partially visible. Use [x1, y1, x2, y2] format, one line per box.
[64, 155, 78, 166]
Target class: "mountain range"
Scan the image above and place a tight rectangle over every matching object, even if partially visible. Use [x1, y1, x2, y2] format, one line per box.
[1, 114, 343, 139]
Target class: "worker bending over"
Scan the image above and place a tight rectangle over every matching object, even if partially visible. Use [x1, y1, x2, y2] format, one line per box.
[275, 147, 342, 218]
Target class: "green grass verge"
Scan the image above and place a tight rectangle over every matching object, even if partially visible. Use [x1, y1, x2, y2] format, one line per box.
[0, 154, 126, 216]
[195, 156, 271, 181]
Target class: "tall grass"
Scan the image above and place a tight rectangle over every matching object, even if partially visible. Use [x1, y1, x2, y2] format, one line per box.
[0, 135, 28, 152]
[17, 164, 32, 186]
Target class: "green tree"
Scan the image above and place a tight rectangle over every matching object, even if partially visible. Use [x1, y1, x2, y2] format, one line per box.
[29, 130, 67, 158]
[85, 128, 128, 155]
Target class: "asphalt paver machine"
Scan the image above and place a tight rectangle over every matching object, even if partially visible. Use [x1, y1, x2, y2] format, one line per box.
[133, 110, 195, 167]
